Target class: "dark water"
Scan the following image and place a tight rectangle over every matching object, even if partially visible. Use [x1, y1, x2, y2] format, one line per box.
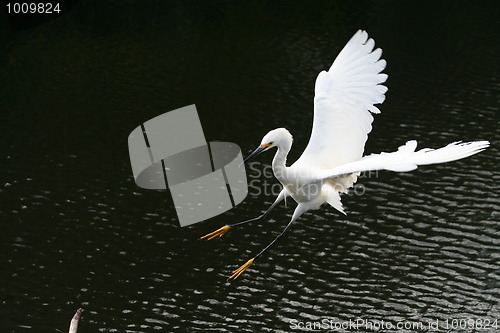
[1, 1, 499, 332]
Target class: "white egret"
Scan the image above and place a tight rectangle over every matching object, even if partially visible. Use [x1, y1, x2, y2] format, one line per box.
[201, 30, 490, 280]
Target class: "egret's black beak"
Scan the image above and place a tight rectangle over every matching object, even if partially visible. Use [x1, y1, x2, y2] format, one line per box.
[243, 146, 268, 163]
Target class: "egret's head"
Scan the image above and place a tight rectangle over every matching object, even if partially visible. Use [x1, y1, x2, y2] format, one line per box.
[244, 128, 293, 163]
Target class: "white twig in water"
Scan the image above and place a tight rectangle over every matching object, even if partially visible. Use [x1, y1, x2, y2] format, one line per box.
[69, 308, 83, 333]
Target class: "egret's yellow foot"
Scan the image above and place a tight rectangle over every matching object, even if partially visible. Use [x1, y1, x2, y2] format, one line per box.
[229, 258, 255, 280]
[199, 225, 231, 240]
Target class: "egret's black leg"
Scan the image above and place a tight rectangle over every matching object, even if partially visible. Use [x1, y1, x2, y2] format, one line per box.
[229, 197, 280, 227]
[200, 190, 285, 240]
[255, 218, 295, 259]
[229, 203, 308, 279]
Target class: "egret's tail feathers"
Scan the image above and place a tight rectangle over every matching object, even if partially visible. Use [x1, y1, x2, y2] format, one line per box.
[321, 140, 490, 180]
[323, 183, 346, 215]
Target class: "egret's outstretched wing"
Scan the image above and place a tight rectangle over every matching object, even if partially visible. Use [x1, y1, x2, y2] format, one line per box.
[294, 30, 387, 169]
[313, 140, 490, 181]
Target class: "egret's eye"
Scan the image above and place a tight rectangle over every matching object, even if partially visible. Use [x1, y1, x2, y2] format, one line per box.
[261, 142, 273, 148]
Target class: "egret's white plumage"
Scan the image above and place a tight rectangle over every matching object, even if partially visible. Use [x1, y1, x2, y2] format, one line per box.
[293, 30, 388, 213]
[297, 30, 387, 169]
[201, 30, 490, 280]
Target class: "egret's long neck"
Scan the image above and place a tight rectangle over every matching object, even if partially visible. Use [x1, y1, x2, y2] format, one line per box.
[272, 144, 291, 183]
